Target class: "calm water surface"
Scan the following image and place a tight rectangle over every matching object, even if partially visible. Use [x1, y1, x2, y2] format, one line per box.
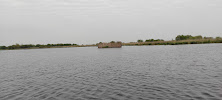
[0, 44, 222, 100]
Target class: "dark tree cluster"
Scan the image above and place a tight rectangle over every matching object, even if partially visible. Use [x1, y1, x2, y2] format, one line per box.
[145, 39, 164, 42]
[175, 35, 222, 41]
[216, 37, 222, 39]
[137, 39, 164, 42]
[110, 41, 116, 43]
[137, 40, 144, 42]
[175, 35, 203, 41]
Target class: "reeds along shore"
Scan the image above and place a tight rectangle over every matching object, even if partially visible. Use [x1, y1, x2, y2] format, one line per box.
[123, 39, 222, 46]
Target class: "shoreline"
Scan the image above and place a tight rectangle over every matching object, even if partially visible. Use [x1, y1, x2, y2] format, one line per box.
[123, 39, 222, 46]
[1, 39, 222, 50]
[0, 45, 97, 50]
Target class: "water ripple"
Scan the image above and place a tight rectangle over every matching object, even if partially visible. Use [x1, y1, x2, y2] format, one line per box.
[0, 44, 222, 100]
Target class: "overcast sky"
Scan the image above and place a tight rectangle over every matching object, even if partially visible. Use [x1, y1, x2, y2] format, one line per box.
[0, 0, 222, 45]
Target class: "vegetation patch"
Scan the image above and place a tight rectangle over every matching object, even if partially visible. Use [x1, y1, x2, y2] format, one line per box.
[102, 46, 109, 48]
[0, 43, 80, 50]
[122, 35, 222, 46]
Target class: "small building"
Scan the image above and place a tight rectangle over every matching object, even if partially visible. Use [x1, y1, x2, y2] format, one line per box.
[98, 41, 122, 48]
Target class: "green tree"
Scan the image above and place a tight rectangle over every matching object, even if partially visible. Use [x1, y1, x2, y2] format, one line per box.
[64, 44, 72, 46]
[176, 35, 194, 41]
[36, 44, 41, 47]
[194, 35, 203, 39]
[145, 39, 164, 42]
[110, 41, 115, 43]
[137, 39, 143, 42]
[0, 46, 7, 49]
[216, 37, 222, 39]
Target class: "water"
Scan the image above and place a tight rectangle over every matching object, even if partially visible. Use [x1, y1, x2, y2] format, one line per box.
[0, 44, 222, 100]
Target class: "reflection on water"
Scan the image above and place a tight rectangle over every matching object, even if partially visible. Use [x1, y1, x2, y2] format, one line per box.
[0, 44, 222, 100]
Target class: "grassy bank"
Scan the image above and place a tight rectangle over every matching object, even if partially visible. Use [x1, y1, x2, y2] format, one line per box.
[123, 39, 222, 46]
[0, 44, 96, 50]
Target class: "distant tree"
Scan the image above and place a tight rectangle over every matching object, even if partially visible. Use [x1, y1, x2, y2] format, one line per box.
[51, 44, 56, 46]
[36, 44, 41, 47]
[176, 35, 202, 41]
[204, 37, 213, 39]
[57, 44, 64, 46]
[20, 45, 28, 48]
[145, 39, 164, 42]
[137, 39, 143, 42]
[64, 44, 72, 46]
[8, 46, 15, 49]
[15, 44, 21, 48]
[0, 43, 80, 50]
[216, 37, 222, 39]
[19, 44, 34, 48]
[145, 40, 150, 42]
[39, 45, 46, 48]
[110, 41, 115, 43]
[0, 46, 7, 49]
[194, 35, 203, 39]
[10, 44, 21, 49]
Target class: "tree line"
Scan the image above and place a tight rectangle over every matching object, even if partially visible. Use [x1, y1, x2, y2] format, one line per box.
[0, 43, 78, 50]
[137, 39, 164, 42]
[175, 35, 222, 41]
[1, 35, 222, 50]
[137, 35, 222, 42]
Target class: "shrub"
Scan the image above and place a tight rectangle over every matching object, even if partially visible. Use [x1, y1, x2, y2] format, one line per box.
[145, 39, 164, 42]
[110, 41, 115, 43]
[190, 41, 197, 44]
[0, 46, 7, 49]
[137, 40, 143, 42]
[103, 46, 109, 48]
[176, 35, 203, 41]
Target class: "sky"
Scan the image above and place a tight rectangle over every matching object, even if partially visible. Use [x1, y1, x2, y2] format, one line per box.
[0, 0, 222, 46]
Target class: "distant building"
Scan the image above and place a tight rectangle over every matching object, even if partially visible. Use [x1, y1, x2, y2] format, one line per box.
[98, 41, 122, 48]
